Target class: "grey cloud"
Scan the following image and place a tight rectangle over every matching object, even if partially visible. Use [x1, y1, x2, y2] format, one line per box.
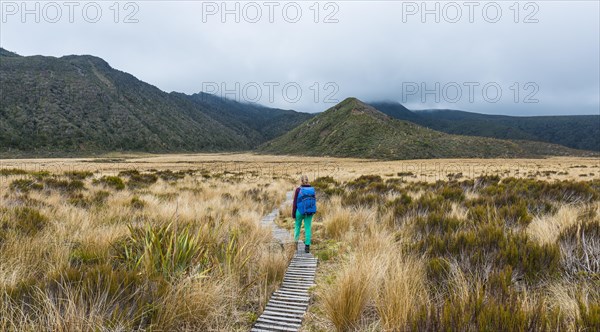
[1, 1, 598, 115]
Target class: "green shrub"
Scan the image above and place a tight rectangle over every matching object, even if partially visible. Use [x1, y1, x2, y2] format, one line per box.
[312, 176, 341, 197]
[127, 173, 159, 189]
[313, 176, 338, 186]
[438, 185, 465, 202]
[414, 212, 462, 235]
[67, 193, 90, 208]
[342, 191, 382, 207]
[44, 178, 85, 193]
[64, 171, 94, 180]
[0, 168, 28, 176]
[426, 257, 450, 287]
[129, 196, 146, 209]
[347, 174, 383, 189]
[30, 171, 51, 179]
[397, 171, 414, 177]
[92, 190, 110, 205]
[155, 170, 188, 181]
[413, 223, 559, 282]
[497, 199, 533, 226]
[3, 207, 49, 236]
[68, 191, 111, 208]
[409, 287, 566, 331]
[9, 179, 43, 193]
[413, 193, 447, 214]
[118, 169, 140, 177]
[94, 176, 125, 190]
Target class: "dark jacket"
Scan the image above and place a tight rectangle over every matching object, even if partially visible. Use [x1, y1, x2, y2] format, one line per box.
[292, 184, 312, 217]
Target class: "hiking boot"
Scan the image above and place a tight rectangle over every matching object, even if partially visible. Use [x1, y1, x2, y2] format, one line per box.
[304, 244, 310, 253]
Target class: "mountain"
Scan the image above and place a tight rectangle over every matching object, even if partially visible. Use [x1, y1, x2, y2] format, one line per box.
[0, 48, 312, 156]
[179, 92, 313, 144]
[369, 102, 600, 152]
[0, 48, 20, 57]
[259, 98, 586, 160]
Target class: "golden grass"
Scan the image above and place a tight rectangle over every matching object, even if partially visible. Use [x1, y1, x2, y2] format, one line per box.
[376, 256, 429, 331]
[320, 255, 374, 331]
[1, 154, 599, 331]
[0, 166, 293, 331]
[1, 154, 598, 183]
[528, 205, 580, 245]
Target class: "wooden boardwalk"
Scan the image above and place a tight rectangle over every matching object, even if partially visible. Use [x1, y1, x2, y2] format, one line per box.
[252, 192, 318, 332]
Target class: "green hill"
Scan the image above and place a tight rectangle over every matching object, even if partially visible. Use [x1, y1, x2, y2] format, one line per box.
[0, 48, 312, 157]
[369, 102, 600, 152]
[259, 98, 587, 160]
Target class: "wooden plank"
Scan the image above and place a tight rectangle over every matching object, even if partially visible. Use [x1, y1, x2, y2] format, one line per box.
[286, 268, 315, 272]
[254, 322, 298, 332]
[260, 313, 303, 324]
[279, 286, 311, 293]
[277, 286, 309, 292]
[273, 290, 310, 297]
[283, 278, 314, 284]
[269, 299, 308, 308]
[281, 282, 315, 288]
[272, 293, 310, 302]
[268, 299, 307, 307]
[274, 290, 310, 297]
[283, 278, 314, 283]
[284, 275, 314, 279]
[284, 273, 314, 277]
[282, 278, 315, 283]
[256, 317, 301, 328]
[285, 272, 315, 277]
[262, 309, 305, 319]
[281, 281, 312, 286]
[265, 304, 307, 315]
[276, 289, 309, 296]
[284, 273, 314, 278]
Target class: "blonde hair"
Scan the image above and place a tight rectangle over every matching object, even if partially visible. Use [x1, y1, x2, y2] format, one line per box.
[300, 175, 309, 185]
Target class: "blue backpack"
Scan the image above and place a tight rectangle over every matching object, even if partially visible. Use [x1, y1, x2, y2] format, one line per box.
[297, 186, 317, 215]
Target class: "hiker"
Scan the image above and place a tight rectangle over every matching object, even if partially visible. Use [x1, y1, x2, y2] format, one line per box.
[292, 175, 317, 253]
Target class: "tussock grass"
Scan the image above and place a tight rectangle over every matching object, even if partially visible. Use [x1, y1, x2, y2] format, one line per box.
[306, 173, 600, 331]
[376, 255, 429, 331]
[1, 156, 599, 330]
[0, 167, 291, 331]
[321, 255, 374, 331]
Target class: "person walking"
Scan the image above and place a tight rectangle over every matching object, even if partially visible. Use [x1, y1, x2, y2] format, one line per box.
[292, 175, 317, 253]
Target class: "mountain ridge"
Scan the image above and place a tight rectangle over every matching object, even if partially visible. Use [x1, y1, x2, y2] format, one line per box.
[369, 102, 600, 152]
[259, 98, 589, 160]
[0, 48, 312, 157]
[1, 48, 596, 158]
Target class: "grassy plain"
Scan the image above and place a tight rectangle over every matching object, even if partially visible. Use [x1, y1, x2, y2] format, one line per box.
[0, 153, 598, 331]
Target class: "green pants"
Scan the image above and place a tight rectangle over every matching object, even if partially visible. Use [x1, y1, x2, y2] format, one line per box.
[294, 210, 313, 245]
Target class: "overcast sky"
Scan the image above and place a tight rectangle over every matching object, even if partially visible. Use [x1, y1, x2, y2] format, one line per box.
[1, 0, 599, 115]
